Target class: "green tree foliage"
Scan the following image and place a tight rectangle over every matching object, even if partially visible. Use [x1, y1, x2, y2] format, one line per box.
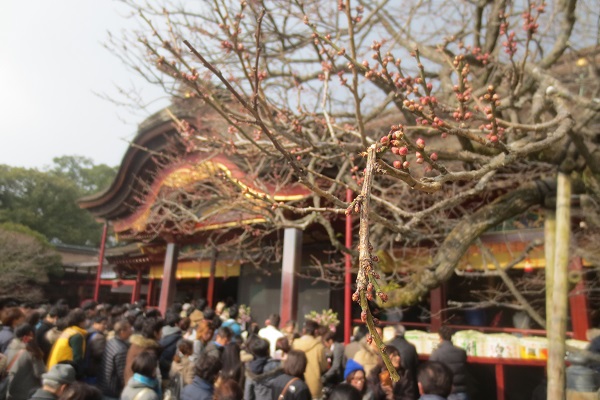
[0, 223, 61, 302]
[0, 156, 117, 246]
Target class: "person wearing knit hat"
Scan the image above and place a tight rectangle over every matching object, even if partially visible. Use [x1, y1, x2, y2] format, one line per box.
[344, 359, 370, 398]
[344, 359, 365, 381]
[29, 363, 76, 399]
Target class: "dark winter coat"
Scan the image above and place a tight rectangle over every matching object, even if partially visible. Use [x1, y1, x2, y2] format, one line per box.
[83, 329, 106, 382]
[429, 340, 467, 393]
[97, 336, 130, 397]
[124, 334, 161, 384]
[158, 326, 182, 379]
[28, 389, 57, 400]
[35, 321, 54, 362]
[322, 342, 345, 384]
[267, 374, 311, 400]
[386, 336, 419, 385]
[0, 326, 14, 354]
[181, 376, 215, 400]
[244, 357, 282, 400]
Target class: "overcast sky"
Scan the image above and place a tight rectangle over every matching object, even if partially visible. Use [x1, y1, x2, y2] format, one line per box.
[0, 1, 168, 170]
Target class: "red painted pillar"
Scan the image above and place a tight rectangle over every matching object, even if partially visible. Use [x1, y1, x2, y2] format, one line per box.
[207, 250, 218, 308]
[147, 278, 154, 307]
[94, 222, 108, 302]
[569, 257, 589, 340]
[344, 189, 354, 345]
[158, 243, 179, 316]
[495, 363, 505, 400]
[280, 228, 302, 326]
[430, 285, 446, 332]
[131, 269, 143, 304]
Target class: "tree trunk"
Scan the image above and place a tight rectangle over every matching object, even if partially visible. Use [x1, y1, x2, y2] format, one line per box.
[545, 209, 556, 333]
[547, 172, 571, 399]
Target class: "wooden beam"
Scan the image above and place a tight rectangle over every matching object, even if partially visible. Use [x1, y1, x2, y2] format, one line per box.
[569, 257, 589, 341]
[280, 228, 302, 326]
[158, 243, 179, 316]
[93, 222, 108, 302]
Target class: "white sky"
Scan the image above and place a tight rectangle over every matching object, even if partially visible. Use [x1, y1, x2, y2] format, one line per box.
[0, 1, 168, 170]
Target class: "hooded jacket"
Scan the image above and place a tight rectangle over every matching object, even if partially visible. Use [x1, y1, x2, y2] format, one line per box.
[97, 336, 130, 397]
[429, 340, 467, 394]
[244, 357, 282, 400]
[354, 338, 381, 376]
[46, 326, 87, 369]
[124, 334, 161, 384]
[292, 335, 328, 398]
[120, 376, 160, 400]
[181, 375, 214, 400]
[5, 339, 46, 400]
[158, 326, 182, 379]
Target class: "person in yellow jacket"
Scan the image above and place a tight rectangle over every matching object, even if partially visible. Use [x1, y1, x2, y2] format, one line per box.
[47, 309, 87, 370]
[292, 320, 328, 399]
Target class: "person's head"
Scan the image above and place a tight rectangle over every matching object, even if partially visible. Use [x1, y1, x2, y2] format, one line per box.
[214, 378, 243, 400]
[267, 313, 281, 328]
[282, 320, 296, 334]
[174, 339, 193, 363]
[46, 306, 59, 324]
[14, 323, 35, 343]
[417, 361, 453, 397]
[1, 307, 26, 328]
[57, 382, 102, 400]
[165, 311, 182, 327]
[352, 325, 369, 342]
[328, 383, 362, 400]
[179, 317, 191, 332]
[131, 351, 158, 378]
[91, 316, 107, 333]
[275, 336, 291, 354]
[66, 309, 86, 329]
[323, 330, 336, 348]
[227, 305, 238, 320]
[302, 319, 320, 337]
[283, 350, 307, 378]
[195, 355, 222, 384]
[384, 345, 402, 370]
[344, 359, 366, 393]
[113, 319, 132, 341]
[438, 325, 453, 342]
[196, 320, 215, 344]
[42, 363, 76, 395]
[248, 336, 270, 358]
[215, 302, 226, 316]
[393, 324, 406, 338]
[215, 326, 233, 346]
[141, 317, 164, 340]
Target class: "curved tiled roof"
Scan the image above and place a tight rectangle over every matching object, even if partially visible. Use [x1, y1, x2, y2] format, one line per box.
[78, 101, 312, 237]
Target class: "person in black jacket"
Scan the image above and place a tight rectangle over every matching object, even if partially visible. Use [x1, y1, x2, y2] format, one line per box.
[386, 324, 419, 385]
[97, 319, 132, 399]
[244, 336, 282, 400]
[159, 312, 186, 380]
[267, 350, 311, 400]
[35, 307, 59, 363]
[429, 326, 469, 400]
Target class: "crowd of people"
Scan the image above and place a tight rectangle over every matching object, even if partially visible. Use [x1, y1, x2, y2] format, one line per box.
[0, 299, 462, 400]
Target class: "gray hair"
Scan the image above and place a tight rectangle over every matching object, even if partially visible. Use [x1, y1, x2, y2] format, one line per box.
[394, 324, 406, 337]
[42, 379, 61, 389]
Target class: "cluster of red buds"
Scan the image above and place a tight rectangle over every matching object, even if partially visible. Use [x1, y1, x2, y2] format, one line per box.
[221, 40, 234, 54]
[522, 2, 544, 37]
[479, 85, 505, 143]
